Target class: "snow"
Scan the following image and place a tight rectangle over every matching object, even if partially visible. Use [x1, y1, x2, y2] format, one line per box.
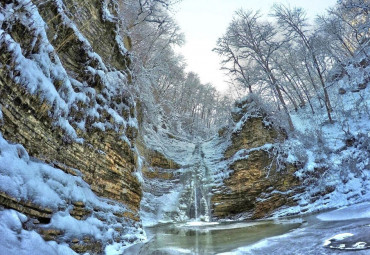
[143, 125, 196, 166]
[0, 133, 91, 207]
[317, 202, 370, 221]
[0, 209, 77, 255]
[50, 213, 104, 240]
[0, 0, 137, 146]
[92, 122, 106, 131]
[105, 242, 127, 255]
[323, 233, 354, 246]
[184, 221, 220, 226]
[101, 0, 128, 55]
[271, 43, 370, 217]
[218, 239, 270, 255]
[102, 0, 117, 23]
[140, 186, 183, 227]
[218, 203, 370, 254]
[202, 134, 231, 188]
[230, 144, 274, 164]
[0, 132, 145, 253]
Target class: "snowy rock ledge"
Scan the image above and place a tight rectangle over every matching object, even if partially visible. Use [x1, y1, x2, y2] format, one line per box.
[0, 133, 145, 254]
[0, 0, 144, 253]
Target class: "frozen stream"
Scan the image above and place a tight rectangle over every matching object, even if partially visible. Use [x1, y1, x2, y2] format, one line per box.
[125, 202, 370, 254]
[124, 219, 301, 254]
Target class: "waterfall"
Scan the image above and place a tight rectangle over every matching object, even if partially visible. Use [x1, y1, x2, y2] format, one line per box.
[194, 181, 198, 219]
[186, 142, 212, 221]
[174, 142, 213, 222]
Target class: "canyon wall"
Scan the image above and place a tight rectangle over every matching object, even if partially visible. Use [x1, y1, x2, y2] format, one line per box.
[0, 0, 143, 253]
[211, 98, 302, 219]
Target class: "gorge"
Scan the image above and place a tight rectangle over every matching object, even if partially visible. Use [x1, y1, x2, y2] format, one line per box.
[0, 0, 369, 254]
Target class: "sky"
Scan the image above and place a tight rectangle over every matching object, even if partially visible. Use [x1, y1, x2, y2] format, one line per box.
[173, 0, 338, 93]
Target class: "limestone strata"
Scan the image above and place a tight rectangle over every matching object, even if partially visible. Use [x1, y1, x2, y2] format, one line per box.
[70, 201, 92, 220]
[0, 0, 142, 252]
[0, 73, 141, 212]
[212, 101, 300, 219]
[137, 138, 184, 222]
[38, 0, 131, 75]
[0, 0, 140, 211]
[137, 139, 180, 178]
[148, 150, 181, 169]
[212, 150, 300, 219]
[141, 148, 181, 182]
[142, 144, 180, 184]
[39, 228, 103, 254]
[0, 192, 53, 222]
[225, 117, 282, 158]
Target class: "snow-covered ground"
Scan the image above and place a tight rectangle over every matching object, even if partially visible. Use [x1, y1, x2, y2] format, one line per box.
[221, 202, 370, 255]
[0, 209, 77, 255]
[272, 46, 370, 216]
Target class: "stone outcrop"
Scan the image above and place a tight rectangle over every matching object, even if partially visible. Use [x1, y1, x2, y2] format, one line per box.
[0, 0, 140, 205]
[0, 0, 142, 253]
[70, 201, 92, 220]
[0, 192, 53, 223]
[0, 85, 141, 210]
[140, 147, 181, 194]
[136, 137, 184, 223]
[211, 98, 301, 219]
[137, 138, 181, 181]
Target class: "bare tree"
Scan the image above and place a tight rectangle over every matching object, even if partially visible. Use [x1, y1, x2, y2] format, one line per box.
[215, 9, 295, 131]
[272, 4, 334, 123]
[214, 35, 256, 94]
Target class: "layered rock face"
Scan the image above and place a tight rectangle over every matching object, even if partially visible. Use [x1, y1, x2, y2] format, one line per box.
[0, 84, 141, 210]
[136, 135, 189, 225]
[0, 0, 143, 253]
[211, 98, 301, 219]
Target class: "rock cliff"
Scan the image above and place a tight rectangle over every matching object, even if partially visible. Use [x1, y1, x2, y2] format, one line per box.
[136, 131, 198, 225]
[211, 97, 301, 219]
[0, 0, 143, 253]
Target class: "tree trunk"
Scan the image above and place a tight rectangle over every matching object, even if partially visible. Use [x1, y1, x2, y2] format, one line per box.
[312, 56, 333, 123]
[269, 70, 295, 131]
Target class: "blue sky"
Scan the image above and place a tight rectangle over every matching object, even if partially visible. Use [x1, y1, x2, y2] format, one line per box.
[174, 0, 338, 92]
